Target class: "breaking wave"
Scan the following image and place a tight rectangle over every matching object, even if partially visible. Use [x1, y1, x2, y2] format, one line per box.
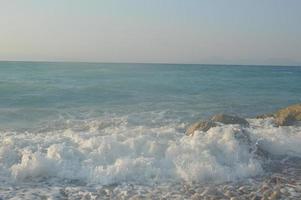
[1, 115, 300, 187]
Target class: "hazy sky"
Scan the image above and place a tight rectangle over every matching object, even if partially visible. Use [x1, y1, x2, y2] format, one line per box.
[1, 0, 301, 65]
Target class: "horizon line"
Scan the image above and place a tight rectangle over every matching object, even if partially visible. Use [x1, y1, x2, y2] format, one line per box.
[0, 59, 300, 68]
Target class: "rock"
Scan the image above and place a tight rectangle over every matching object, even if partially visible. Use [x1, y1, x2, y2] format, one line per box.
[201, 186, 217, 196]
[249, 192, 261, 200]
[256, 114, 274, 119]
[259, 183, 270, 193]
[268, 176, 288, 185]
[256, 104, 301, 126]
[187, 189, 196, 195]
[224, 190, 238, 197]
[185, 120, 216, 136]
[251, 196, 261, 200]
[238, 186, 248, 193]
[274, 104, 301, 126]
[296, 185, 301, 192]
[191, 193, 202, 200]
[223, 185, 234, 191]
[268, 190, 280, 200]
[287, 187, 299, 197]
[279, 188, 287, 194]
[185, 114, 249, 136]
[290, 191, 300, 197]
[129, 194, 144, 200]
[262, 190, 271, 200]
[211, 114, 249, 127]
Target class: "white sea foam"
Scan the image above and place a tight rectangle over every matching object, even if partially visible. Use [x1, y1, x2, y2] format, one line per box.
[0, 116, 300, 190]
[248, 118, 301, 157]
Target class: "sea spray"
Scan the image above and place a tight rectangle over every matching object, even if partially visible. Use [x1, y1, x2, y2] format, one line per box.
[1, 116, 300, 187]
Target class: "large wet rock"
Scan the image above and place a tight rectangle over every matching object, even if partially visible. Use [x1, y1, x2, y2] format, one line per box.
[185, 120, 216, 135]
[211, 114, 249, 126]
[256, 104, 301, 126]
[274, 104, 301, 126]
[185, 114, 249, 136]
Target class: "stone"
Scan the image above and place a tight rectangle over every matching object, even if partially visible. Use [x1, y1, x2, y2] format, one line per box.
[249, 193, 261, 200]
[238, 186, 248, 193]
[185, 114, 249, 136]
[262, 190, 271, 198]
[185, 120, 216, 136]
[291, 191, 300, 197]
[279, 188, 287, 194]
[268, 190, 280, 200]
[191, 193, 202, 200]
[296, 185, 301, 192]
[211, 114, 249, 127]
[274, 104, 301, 126]
[224, 190, 237, 197]
[287, 187, 296, 193]
[256, 104, 301, 126]
[259, 183, 270, 193]
[251, 196, 261, 200]
[256, 114, 274, 119]
[201, 187, 217, 196]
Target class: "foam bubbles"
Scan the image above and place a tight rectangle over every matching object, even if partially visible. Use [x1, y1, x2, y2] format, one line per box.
[166, 126, 262, 182]
[249, 118, 301, 157]
[0, 116, 300, 188]
[11, 150, 56, 180]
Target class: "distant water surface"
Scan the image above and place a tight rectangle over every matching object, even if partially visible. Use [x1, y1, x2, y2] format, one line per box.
[0, 61, 300, 130]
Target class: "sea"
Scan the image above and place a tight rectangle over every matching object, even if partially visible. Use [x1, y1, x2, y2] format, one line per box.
[0, 61, 300, 199]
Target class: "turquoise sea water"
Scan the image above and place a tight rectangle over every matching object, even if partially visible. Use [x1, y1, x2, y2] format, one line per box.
[0, 61, 300, 130]
[1, 61, 301, 198]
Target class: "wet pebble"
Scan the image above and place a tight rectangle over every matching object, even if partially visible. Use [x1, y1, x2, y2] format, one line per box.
[191, 193, 202, 200]
[224, 190, 238, 197]
[201, 187, 216, 196]
[268, 190, 280, 200]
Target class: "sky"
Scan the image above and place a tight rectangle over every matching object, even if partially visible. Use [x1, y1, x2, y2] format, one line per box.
[0, 0, 301, 66]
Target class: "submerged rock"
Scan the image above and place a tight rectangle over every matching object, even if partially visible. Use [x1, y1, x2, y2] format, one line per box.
[185, 114, 249, 136]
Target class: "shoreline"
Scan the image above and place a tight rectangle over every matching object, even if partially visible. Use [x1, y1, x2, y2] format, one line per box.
[1, 158, 300, 199]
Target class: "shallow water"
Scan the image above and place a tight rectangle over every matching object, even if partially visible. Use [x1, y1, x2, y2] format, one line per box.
[0, 62, 301, 199]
